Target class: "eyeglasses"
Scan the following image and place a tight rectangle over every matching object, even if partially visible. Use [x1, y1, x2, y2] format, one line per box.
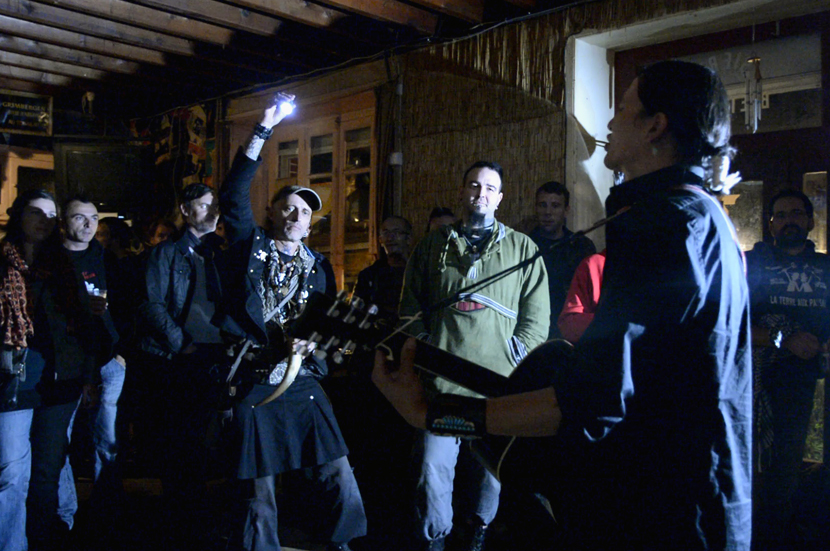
[771, 209, 810, 222]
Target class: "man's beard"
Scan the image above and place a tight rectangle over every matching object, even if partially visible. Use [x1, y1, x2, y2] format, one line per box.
[776, 225, 809, 249]
[466, 211, 487, 228]
[192, 216, 217, 234]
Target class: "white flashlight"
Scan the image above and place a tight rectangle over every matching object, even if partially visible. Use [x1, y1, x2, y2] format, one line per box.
[278, 100, 295, 115]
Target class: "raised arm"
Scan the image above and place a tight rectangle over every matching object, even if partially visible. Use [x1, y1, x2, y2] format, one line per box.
[220, 93, 295, 245]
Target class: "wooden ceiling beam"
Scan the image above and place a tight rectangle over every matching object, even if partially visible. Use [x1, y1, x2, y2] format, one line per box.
[0, 1, 195, 56]
[0, 38, 259, 94]
[2, 2, 344, 76]
[0, 76, 62, 95]
[0, 35, 141, 74]
[33, 0, 235, 45]
[225, 0, 345, 28]
[318, 0, 437, 34]
[0, 65, 73, 87]
[132, 0, 281, 36]
[0, 14, 167, 65]
[405, 0, 483, 23]
[0, 50, 108, 81]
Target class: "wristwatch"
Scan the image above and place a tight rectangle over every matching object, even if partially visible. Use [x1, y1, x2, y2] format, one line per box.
[770, 328, 784, 349]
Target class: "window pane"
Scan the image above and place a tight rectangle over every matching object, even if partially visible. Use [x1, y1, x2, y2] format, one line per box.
[307, 180, 331, 252]
[278, 140, 298, 179]
[310, 134, 333, 175]
[345, 172, 370, 245]
[345, 127, 371, 168]
[344, 247, 371, 293]
[720, 181, 763, 251]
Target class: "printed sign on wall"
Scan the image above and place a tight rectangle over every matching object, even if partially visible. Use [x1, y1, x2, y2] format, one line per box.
[0, 90, 52, 136]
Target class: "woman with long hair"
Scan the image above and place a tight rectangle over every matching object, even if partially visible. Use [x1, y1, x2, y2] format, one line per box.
[0, 190, 95, 551]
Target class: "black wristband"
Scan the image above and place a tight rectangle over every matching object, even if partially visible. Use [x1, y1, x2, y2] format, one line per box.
[253, 124, 273, 140]
[426, 394, 486, 439]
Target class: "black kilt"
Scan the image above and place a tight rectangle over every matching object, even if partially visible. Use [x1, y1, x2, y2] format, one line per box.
[233, 374, 349, 479]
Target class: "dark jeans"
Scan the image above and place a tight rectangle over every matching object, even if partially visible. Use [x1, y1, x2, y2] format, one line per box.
[754, 370, 818, 548]
[139, 345, 223, 512]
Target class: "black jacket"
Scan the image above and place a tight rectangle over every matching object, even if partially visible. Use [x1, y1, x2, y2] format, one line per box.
[139, 231, 235, 357]
[219, 151, 335, 370]
[553, 165, 752, 550]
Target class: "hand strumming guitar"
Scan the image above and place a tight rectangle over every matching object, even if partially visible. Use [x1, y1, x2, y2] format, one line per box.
[372, 337, 428, 430]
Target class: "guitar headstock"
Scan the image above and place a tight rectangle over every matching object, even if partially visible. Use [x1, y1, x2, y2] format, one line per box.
[291, 290, 386, 364]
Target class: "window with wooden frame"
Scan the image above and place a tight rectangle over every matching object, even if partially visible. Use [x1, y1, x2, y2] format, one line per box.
[268, 93, 377, 292]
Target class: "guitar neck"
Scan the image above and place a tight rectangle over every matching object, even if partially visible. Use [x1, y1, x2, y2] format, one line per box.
[292, 292, 510, 397]
[377, 330, 510, 398]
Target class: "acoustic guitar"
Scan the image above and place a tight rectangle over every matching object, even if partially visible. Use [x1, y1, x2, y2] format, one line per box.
[291, 290, 571, 488]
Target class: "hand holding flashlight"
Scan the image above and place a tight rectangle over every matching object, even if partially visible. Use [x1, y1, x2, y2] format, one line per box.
[260, 92, 296, 129]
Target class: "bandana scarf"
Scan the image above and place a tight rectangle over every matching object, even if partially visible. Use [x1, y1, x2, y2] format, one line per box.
[258, 239, 315, 329]
[0, 241, 33, 349]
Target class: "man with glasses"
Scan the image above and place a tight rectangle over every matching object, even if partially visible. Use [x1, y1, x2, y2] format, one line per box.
[747, 189, 830, 549]
[352, 216, 412, 319]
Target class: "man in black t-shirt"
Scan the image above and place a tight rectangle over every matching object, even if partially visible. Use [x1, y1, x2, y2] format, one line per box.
[59, 195, 124, 537]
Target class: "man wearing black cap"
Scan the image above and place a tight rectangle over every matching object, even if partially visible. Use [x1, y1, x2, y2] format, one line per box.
[219, 94, 366, 551]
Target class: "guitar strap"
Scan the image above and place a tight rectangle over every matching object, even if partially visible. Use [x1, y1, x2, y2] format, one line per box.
[224, 278, 299, 386]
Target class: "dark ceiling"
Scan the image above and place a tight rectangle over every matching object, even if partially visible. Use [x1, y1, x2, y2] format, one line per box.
[0, 0, 580, 123]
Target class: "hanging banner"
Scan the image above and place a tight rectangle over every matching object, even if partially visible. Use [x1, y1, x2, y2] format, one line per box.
[0, 89, 52, 136]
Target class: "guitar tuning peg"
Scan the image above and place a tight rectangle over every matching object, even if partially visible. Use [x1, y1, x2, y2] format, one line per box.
[351, 296, 365, 311]
[336, 289, 350, 301]
[358, 307, 378, 330]
[326, 297, 344, 318]
[313, 349, 327, 361]
[332, 350, 345, 364]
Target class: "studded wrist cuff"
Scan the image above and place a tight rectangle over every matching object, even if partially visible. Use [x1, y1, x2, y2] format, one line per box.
[426, 394, 486, 439]
[253, 124, 273, 140]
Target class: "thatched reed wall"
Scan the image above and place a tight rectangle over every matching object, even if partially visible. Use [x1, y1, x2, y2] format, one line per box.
[406, 0, 742, 107]
[399, 70, 563, 238]
[395, 0, 743, 238]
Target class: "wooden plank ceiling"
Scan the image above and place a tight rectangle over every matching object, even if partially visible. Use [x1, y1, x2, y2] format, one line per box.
[0, 0, 571, 120]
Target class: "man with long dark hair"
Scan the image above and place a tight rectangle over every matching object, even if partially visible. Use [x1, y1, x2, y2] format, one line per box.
[375, 60, 752, 551]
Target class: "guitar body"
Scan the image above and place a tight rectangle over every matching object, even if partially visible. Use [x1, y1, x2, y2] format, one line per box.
[290, 292, 574, 494]
[470, 339, 573, 492]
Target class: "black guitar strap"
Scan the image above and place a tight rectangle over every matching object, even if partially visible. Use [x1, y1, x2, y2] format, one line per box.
[225, 279, 299, 386]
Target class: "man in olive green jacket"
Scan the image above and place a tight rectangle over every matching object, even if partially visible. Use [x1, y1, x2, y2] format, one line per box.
[399, 161, 549, 551]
